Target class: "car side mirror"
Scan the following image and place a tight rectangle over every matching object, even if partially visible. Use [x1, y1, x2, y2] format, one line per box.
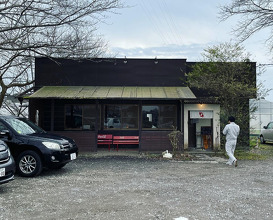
[263, 126, 268, 129]
[0, 130, 11, 138]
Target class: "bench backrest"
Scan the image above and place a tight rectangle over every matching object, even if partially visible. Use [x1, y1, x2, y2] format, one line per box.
[98, 134, 113, 140]
[113, 136, 139, 140]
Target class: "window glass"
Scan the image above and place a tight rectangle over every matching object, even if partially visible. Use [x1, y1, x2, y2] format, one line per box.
[82, 105, 97, 130]
[5, 118, 35, 135]
[267, 122, 273, 129]
[142, 106, 159, 128]
[122, 105, 138, 129]
[104, 105, 138, 129]
[65, 105, 82, 129]
[104, 105, 121, 129]
[142, 105, 176, 130]
[65, 105, 98, 130]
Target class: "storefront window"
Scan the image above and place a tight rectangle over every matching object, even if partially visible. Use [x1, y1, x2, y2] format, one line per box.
[65, 104, 99, 130]
[142, 105, 177, 129]
[104, 105, 138, 129]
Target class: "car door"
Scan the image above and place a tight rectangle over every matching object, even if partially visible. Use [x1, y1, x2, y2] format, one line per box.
[263, 122, 273, 142]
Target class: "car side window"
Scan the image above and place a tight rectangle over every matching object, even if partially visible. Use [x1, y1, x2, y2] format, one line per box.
[267, 122, 273, 129]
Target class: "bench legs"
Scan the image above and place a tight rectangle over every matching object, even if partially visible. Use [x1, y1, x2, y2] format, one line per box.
[106, 144, 118, 151]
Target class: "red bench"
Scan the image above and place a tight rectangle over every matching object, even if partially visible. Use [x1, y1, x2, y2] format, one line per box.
[97, 134, 113, 151]
[113, 136, 139, 151]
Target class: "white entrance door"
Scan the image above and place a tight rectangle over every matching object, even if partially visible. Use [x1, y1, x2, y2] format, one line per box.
[190, 110, 213, 149]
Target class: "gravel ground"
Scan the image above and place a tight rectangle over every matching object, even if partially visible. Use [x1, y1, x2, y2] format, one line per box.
[0, 153, 272, 220]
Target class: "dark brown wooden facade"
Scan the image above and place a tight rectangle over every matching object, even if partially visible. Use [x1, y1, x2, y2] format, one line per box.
[28, 58, 192, 152]
[29, 95, 184, 152]
[34, 58, 188, 87]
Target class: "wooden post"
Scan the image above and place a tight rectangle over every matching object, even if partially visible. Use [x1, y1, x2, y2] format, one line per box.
[138, 100, 142, 152]
[50, 99, 54, 132]
[95, 99, 99, 151]
[181, 100, 184, 153]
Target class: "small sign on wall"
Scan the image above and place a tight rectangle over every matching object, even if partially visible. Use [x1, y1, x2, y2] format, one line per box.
[190, 110, 213, 119]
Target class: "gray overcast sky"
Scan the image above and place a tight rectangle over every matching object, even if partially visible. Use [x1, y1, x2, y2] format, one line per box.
[99, 0, 273, 101]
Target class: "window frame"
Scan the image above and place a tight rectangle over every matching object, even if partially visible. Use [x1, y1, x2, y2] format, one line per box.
[64, 104, 100, 131]
[142, 104, 177, 130]
[104, 104, 139, 130]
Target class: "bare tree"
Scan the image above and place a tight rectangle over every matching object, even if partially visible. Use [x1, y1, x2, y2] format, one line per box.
[0, 0, 122, 113]
[220, 0, 273, 50]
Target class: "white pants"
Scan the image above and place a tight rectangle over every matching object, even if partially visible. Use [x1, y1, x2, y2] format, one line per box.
[225, 140, 237, 164]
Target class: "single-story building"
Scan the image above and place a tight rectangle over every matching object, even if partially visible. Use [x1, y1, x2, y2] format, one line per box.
[25, 57, 252, 152]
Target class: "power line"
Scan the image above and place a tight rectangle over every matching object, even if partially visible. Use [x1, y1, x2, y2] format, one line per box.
[139, 0, 169, 46]
[160, 0, 184, 45]
[145, 0, 174, 45]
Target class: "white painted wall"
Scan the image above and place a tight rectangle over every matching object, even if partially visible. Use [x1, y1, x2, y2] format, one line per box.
[184, 104, 221, 150]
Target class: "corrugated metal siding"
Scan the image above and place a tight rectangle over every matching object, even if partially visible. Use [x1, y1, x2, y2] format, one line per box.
[27, 86, 196, 100]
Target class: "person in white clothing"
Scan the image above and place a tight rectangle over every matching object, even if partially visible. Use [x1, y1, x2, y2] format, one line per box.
[223, 116, 240, 167]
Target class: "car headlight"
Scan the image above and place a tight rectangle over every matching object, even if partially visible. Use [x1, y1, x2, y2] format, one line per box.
[42, 142, 61, 150]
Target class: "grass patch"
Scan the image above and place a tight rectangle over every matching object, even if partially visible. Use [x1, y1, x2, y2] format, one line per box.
[249, 136, 259, 148]
[141, 152, 162, 159]
[235, 149, 268, 160]
[234, 137, 273, 160]
[215, 136, 273, 161]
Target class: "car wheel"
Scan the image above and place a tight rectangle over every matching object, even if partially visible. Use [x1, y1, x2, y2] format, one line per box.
[260, 136, 266, 144]
[16, 150, 43, 177]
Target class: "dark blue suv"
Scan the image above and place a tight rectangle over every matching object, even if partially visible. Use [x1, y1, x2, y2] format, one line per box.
[0, 140, 15, 184]
[0, 116, 78, 177]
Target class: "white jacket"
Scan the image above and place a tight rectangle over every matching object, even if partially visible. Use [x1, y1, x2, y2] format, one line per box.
[223, 122, 240, 142]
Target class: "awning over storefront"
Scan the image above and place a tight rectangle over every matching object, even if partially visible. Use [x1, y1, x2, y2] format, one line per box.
[27, 86, 196, 100]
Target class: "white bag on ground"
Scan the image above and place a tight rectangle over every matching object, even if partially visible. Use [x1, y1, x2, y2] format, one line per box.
[162, 150, 172, 159]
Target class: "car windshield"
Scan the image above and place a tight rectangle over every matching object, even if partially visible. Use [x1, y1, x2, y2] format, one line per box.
[18, 118, 45, 134]
[5, 118, 40, 135]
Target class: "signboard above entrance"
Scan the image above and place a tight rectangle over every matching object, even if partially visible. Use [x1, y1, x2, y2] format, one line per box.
[190, 110, 213, 119]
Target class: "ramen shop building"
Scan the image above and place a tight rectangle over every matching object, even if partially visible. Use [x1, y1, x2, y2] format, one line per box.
[27, 57, 222, 152]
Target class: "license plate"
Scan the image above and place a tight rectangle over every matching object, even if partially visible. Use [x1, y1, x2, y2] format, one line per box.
[0, 168, 5, 177]
[70, 153, 76, 160]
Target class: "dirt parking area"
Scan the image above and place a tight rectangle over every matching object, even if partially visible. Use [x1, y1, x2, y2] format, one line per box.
[0, 153, 272, 220]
